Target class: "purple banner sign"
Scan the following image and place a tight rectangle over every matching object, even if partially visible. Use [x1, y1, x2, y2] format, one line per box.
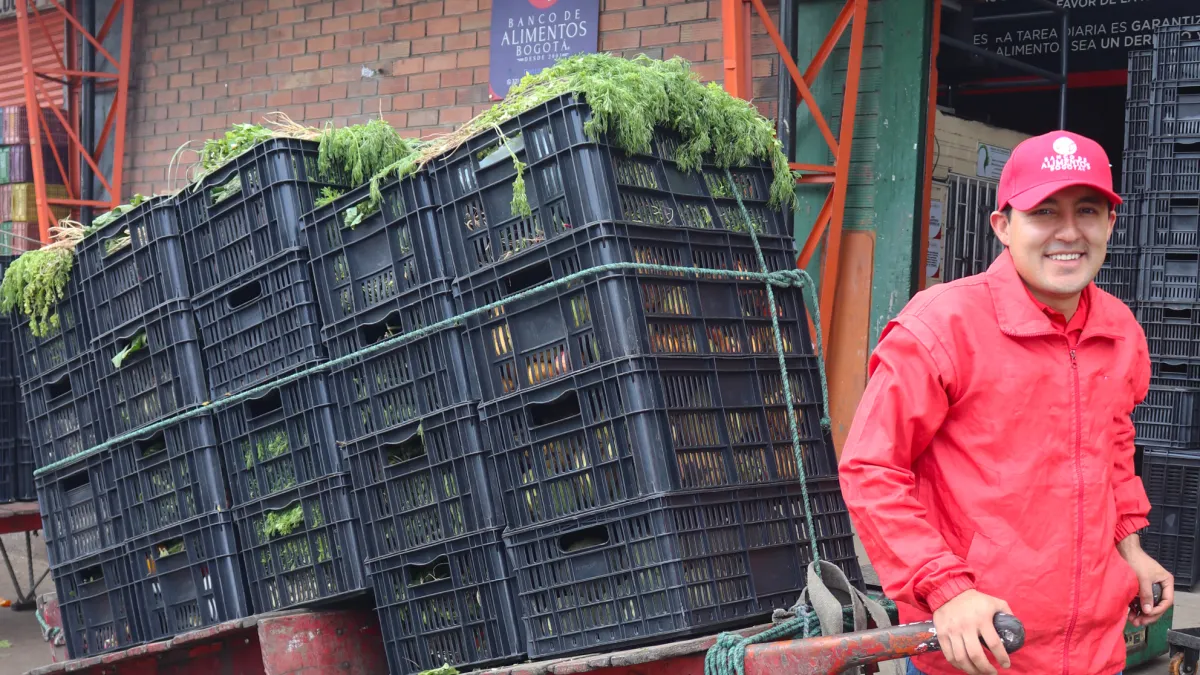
[489, 0, 600, 100]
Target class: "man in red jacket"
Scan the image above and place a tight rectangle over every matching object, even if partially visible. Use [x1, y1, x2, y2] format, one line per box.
[838, 130, 1174, 675]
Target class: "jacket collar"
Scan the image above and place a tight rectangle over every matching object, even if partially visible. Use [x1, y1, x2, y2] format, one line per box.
[984, 248, 1125, 341]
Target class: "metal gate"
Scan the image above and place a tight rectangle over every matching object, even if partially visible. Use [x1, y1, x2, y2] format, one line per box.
[942, 173, 1004, 283]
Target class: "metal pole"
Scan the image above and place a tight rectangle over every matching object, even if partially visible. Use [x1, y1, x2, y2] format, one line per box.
[939, 36, 1067, 84]
[777, 0, 796, 240]
[1059, 8, 1069, 129]
[81, 0, 94, 225]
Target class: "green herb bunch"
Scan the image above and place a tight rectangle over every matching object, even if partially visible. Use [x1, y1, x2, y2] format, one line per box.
[0, 245, 76, 337]
[367, 53, 796, 217]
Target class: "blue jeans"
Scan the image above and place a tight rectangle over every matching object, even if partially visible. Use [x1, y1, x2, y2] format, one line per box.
[906, 661, 1119, 675]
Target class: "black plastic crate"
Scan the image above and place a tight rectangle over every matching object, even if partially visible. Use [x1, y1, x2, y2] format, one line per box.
[433, 93, 788, 279]
[179, 137, 350, 294]
[77, 196, 190, 338]
[1142, 194, 1200, 248]
[214, 373, 343, 507]
[483, 355, 836, 530]
[52, 546, 142, 659]
[114, 415, 229, 538]
[369, 529, 524, 675]
[193, 249, 324, 398]
[36, 450, 123, 567]
[1153, 26, 1200, 85]
[0, 438, 15, 504]
[1122, 152, 1147, 195]
[1129, 50, 1153, 104]
[348, 403, 502, 560]
[16, 437, 34, 501]
[12, 269, 91, 385]
[302, 174, 452, 328]
[1148, 140, 1200, 193]
[0, 375, 17, 440]
[127, 511, 250, 641]
[1094, 246, 1139, 305]
[329, 280, 478, 441]
[504, 482, 861, 659]
[1152, 359, 1200, 389]
[1136, 387, 1200, 449]
[1140, 448, 1200, 587]
[1138, 303, 1200, 360]
[1138, 247, 1200, 303]
[233, 472, 367, 613]
[1150, 83, 1200, 141]
[95, 301, 206, 439]
[457, 221, 809, 400]
[23, 354, 104, 468]
[1113, 195, 1144, 247]
[1127, 101, 1149, 153]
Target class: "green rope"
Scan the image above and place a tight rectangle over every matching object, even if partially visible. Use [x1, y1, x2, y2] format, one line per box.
[701, 171, 838, 675]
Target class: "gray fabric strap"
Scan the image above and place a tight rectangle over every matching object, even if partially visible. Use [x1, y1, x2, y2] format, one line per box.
[796, 560, 906, 675]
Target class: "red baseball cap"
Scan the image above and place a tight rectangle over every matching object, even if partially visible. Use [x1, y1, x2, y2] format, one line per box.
[996, 130, 1122, 212]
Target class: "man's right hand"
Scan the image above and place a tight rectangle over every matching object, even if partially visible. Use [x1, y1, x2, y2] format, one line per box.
[932, 589, 1013, 674]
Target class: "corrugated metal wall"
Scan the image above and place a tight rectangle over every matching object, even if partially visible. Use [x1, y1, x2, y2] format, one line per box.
[0, 15, 65, 108]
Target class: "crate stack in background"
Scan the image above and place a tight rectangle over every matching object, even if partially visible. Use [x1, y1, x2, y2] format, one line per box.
[0, 105, 71, 254]
[1124, 26, 1200, 591]
[0, 254, 34, 503]
[1095, 49, 1152, 310]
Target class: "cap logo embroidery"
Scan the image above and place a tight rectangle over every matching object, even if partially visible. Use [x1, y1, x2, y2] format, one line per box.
[1042, 136, 1090, 172]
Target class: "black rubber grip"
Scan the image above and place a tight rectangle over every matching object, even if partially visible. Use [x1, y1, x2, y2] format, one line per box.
[992, 613, 1026, 653]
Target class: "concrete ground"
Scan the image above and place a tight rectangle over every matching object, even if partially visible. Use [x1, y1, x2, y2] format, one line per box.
[0, 530, 54, 674]
[1, 532, 1198, 674]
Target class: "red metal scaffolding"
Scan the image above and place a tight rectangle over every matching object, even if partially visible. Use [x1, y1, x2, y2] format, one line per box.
[14, 0, 133, 244]
[722, 0, 869, 356]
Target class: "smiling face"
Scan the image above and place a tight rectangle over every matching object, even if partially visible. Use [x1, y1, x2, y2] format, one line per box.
[990, 184, 1117, 311]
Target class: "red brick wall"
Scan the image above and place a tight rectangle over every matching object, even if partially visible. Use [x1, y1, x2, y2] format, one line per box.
[125, 0, 780, 196]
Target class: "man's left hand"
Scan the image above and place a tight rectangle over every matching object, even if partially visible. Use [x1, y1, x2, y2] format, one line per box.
[1119, 536, 1174, 627]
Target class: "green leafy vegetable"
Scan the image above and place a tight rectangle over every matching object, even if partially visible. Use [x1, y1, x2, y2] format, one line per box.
[263, 504, 305, 539]
[196, 124, 277, 179]
[315, 186, 344, 209]
[87, 193, 149, 236]
[211, 175, 242, 205]
[112, 332, 147, 368]
[417, 665, 458, 675]
[0, 246, 77, 337]
[367, 53, 796, 217]
[318, 118, 418, 187]
[341, 199, 379, 230]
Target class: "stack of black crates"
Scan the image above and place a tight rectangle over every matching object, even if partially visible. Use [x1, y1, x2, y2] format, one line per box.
[0, 254, 33, 503]
[1113, 26, 1200, 591]
[10, 91, 857, 674]
[303, 93, 858, 674]
[18, 138, 370, 660]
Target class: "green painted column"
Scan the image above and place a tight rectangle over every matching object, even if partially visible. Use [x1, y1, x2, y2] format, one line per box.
[789, 0, 934, 350]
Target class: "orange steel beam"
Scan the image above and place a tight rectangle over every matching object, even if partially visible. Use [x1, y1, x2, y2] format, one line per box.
[917, 0, 942, 292]
[722, 0, 752, 99]
[724, 0, 870, 358]
[817, 0, 868, 355]
[747, 0, 838, 154]
[15, 0, 133, 242]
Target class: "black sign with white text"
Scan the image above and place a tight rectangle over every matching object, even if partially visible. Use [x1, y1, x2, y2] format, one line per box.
[972, 0, 1198, 72]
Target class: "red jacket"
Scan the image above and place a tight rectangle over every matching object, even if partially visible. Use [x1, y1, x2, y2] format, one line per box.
[839, 250, 1150, 675]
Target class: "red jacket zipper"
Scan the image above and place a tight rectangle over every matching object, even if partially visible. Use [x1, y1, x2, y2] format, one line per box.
[1061, 347, 1084, 675]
